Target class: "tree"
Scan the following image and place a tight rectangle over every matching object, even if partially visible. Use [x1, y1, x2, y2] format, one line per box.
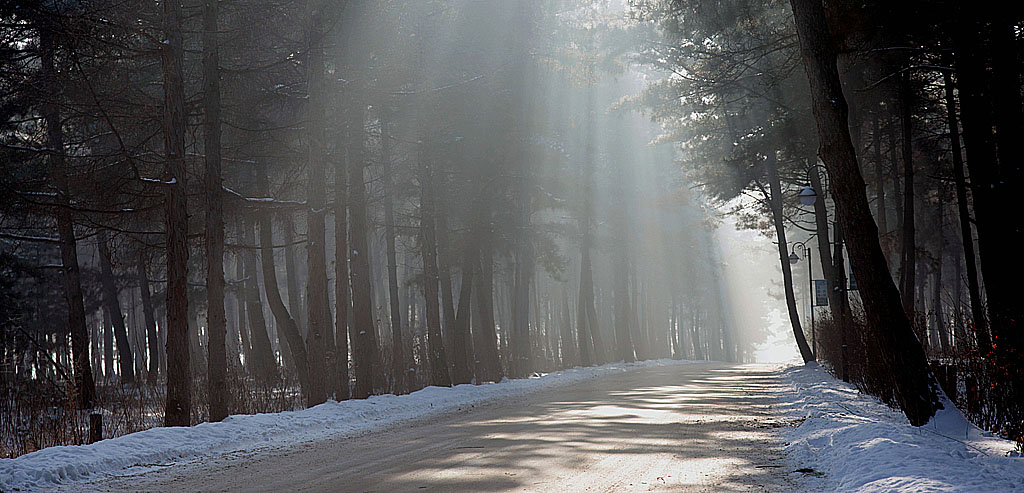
[38, 21, 96, 409]
[203, 0, 228, 422]
[161, 0, 191, 427]
[787, 0, 939, 425]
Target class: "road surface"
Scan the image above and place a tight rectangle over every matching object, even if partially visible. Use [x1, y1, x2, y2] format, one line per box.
[84, 362, 806, 492]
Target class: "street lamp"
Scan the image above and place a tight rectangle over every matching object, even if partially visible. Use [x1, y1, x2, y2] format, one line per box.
[800, 162, 849, 381]
[798, 185, 817, 206]
[791, 241, 815, 360]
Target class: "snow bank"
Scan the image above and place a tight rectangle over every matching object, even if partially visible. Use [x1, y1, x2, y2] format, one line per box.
[779, 363, 1024, 492]
[0, 359, 691, 491]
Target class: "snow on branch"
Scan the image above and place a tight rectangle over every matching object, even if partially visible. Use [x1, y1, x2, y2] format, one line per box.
[222, 186, 306, 209]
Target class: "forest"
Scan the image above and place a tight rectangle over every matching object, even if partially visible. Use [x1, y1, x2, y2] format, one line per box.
[1, 0, 1023, 467]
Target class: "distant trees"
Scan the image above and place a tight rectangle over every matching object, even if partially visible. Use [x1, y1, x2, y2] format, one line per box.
[1, 0, 742, 456]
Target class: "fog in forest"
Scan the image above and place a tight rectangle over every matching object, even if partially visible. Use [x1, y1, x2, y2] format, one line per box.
[18, 0, 1023, 466]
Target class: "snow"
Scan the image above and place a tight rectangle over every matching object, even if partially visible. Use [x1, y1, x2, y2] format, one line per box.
[221, 186, 305, 207]
[779, 362, 1024, 492]
[139, 177, 175, 185]
[0, 359, 692, 492]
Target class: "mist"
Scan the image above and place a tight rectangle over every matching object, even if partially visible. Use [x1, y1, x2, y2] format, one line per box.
[4, 0, 808, 453]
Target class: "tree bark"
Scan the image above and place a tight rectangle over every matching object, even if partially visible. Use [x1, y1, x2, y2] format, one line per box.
[898, 72, 916, 316]
[612, 236, 635, 363]
[788, 0, 939, 425]
[348, 103, 381, 398]
[984, 15, 1024, 363]
[241, 217, 277, 383]
[38, 22, 96, 409]
[283, 217, 304, 338]
[576, 266, 592, 367]
[472, 208, 503, 383]
[138, 252, 160, 383]
[380, 108, 408, 394]
[560, 288, 576, 367]
[872, 117, 888, 252]
[941, 65, 989, 350]
[436, 206, 458, 367]
[234, 250, 252, 372]
[450, 243, 476, 385]
[256, 166, 311, 401]
[419, 154, 452, 387]
[202, 0, 227, 422]
[103, 306, 114, 378]
[808, 166, 841, 321]
[334, 144, 351, 401]
[511, 174, 534, 376]
[161, 0, 191, 426]
[97, 231, 135, 383]
[765, 161, 815, 363]
[303, 4, 330, 406]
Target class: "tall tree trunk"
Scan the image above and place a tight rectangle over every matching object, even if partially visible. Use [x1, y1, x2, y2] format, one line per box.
[765, 161, 815, 363]
[898, 73, 916, 316]
[576, 266, 592, 367]
[187, 297, 205, 378]
[334, 146, 351, 401]
[576, 84, 606, 367]
[234, 250, 252, 371]
[473, 210, 503, 383]
[560, 288, 576, 367]
[580, 245, 606, 365]
[103, 307, 114, 378]
[808, 166, 841, 321]
[138, 252, 160, 382]
[303, 5, 330, 406]
[348, 104, 381, 398]
[450, 238, 476, 385]
[97, 231, 135, 383]
[934, 261, 949, 355]
[380, 108, 407, 394]
[242, 218, 277, 383]
[941, 65, 988, 350]
[691, 309, 704, 360]
[436, 206, 458, 366]
[202, 0, 227, 422]
[256, 167, 311, 401]
[419, 154, 452, 387]
[283, 216, 304, 338]
[161, 0, 190, 426]
[985, 15, 1024, 363]
[872, 117, 887, 251]
[39, 24, 95, 410]
[612, 236, 635, 363]
[511, 174, 534, 377]
[887, 116, 904, 268]
[788, 0, 939, 425]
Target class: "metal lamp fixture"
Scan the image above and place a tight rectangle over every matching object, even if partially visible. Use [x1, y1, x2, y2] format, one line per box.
[798, 185, 817, 206]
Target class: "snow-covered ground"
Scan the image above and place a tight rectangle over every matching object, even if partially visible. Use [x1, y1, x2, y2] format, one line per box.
[779, 362, 1024, 492]
[0, 359, 694, 492]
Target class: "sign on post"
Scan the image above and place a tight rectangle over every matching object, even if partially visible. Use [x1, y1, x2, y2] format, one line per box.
[814, 279, 829, 306]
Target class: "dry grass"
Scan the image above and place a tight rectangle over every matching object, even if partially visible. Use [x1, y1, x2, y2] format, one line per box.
[1, 366, 303, 459]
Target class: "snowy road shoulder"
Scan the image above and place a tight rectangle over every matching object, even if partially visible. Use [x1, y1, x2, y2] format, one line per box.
[0, 359, 694, 492]
[778, 363, 1024, 492]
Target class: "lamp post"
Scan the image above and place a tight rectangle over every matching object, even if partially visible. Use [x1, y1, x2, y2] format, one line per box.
[797, 169, 849, 381]
[790, 241, 815, 360]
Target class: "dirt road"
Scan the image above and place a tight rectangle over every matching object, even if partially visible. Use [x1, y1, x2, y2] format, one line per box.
[85, 362, 804, 492]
